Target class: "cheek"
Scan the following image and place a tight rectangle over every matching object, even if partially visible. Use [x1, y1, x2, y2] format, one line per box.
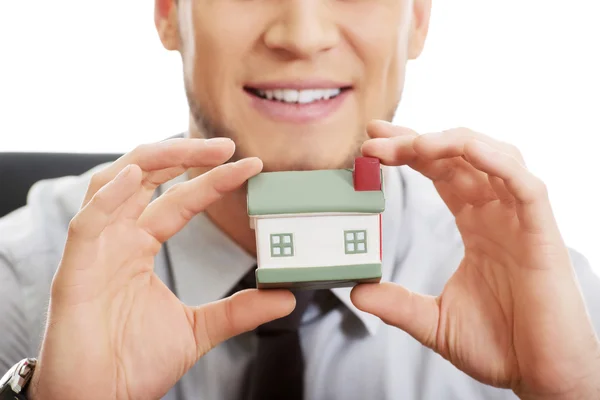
[349, 29, 406, 118]
[186, 6, 266, 118]
[338, 2, 409, 111]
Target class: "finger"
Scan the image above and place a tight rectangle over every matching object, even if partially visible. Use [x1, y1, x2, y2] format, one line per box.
[366, 120, 419, 139]
[361, 136, 419, 165]
[138, 157, 263, 243]
[363, 136, 497, 210]
[410, 128, 528, 207]
[362, 135, 463, 184]
[351, 283, 440, 350]
[488, 175, 515, 206]
[414, 128, 524, 164]
[190, 289, 296, 357]
[82, 137, 235, 206]
[434, 181, 469, 215]
[68, 164, 143, 242]
[464, 140, 555, 233]
[420, 158, 498, 208]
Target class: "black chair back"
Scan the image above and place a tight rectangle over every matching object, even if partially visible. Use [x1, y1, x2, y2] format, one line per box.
[0, 152, 122, 218]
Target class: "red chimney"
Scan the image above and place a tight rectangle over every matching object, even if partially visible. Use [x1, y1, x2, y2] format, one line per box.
[353, 157, 381, 191]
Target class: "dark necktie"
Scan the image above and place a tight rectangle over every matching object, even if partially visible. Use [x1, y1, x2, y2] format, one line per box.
[231, 267, 315, 400]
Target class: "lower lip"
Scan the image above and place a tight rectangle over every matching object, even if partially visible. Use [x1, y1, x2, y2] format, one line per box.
[245, 89, 351, 124]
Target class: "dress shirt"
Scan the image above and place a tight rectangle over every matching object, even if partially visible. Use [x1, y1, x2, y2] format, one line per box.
[1, 153, 599, 400]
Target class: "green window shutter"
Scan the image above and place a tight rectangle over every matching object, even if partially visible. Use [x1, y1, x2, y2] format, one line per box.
[270, 233, 294, 257]
[344, 230, 367, 254]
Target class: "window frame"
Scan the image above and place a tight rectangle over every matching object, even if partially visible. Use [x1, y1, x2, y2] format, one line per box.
[344, 230, 368, 254]
[270, 233, 294, 257]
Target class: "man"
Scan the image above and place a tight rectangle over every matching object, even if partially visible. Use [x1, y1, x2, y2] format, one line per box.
[1, 0, 599, 399]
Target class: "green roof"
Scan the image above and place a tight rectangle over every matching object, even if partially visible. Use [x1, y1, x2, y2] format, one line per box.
[247, 169, 385, 216]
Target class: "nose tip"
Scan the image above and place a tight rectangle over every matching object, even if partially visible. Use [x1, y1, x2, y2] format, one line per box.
[263, 4, 339, 59]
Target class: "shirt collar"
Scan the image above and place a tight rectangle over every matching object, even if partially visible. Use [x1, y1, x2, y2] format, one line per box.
[160, 165, 405, 337]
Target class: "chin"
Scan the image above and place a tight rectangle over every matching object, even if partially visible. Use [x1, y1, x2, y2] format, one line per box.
[257, 147, 359, 173]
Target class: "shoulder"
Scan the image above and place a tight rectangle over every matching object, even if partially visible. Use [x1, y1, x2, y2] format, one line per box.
[0, 163, 108, 263]
[0, 163, 109, 358]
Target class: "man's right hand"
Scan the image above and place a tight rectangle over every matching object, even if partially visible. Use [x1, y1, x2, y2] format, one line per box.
[27, 138, 295, 400]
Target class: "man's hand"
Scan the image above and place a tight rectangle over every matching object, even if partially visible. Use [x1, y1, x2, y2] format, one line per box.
[351, 121, 600, 399]
[28, 138, 295, 400]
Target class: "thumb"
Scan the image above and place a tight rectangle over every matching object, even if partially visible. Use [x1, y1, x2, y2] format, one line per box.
[351, 282, 440, 349]
[189, 289, 296, 358]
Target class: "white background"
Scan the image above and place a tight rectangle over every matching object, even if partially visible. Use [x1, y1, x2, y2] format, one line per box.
[0, 1, 599, 273]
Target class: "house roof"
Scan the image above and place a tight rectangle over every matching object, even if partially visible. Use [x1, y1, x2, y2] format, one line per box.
[247, 169, 385, 216]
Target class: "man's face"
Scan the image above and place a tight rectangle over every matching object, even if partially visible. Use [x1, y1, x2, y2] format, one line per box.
[157, 0, 431, 171]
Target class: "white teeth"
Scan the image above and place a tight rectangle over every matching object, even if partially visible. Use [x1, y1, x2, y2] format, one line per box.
[256, 88, 342, 103]
[283, 89, 299, 103]
[298, 90, 315, 104]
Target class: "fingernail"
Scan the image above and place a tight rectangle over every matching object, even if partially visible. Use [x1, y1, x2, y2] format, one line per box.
[234, 157, 259, 166]
[234, 158, 264, 172]
[117, 164, 132, 179]
[205, 137, 233, 146]
[367, 120, 395, 133]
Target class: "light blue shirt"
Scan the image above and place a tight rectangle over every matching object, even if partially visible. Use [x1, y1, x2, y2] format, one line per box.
[1, 161, 599, 400]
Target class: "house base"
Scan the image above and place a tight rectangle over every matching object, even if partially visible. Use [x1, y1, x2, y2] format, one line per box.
[255, 263, 382, 290]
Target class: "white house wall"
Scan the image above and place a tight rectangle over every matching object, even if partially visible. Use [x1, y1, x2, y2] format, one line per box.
[255, 214, 380, 269]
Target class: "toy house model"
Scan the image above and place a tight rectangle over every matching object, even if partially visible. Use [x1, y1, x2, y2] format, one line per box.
[247, 157, 385, 289]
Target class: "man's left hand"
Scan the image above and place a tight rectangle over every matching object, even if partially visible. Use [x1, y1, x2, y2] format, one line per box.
[351, 120, 600, 399]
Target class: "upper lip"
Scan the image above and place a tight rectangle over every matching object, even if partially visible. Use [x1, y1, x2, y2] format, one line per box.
[244, 80, 353, 90]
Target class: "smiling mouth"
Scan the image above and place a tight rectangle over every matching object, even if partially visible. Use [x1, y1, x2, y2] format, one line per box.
[244, 87, 352, 104]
